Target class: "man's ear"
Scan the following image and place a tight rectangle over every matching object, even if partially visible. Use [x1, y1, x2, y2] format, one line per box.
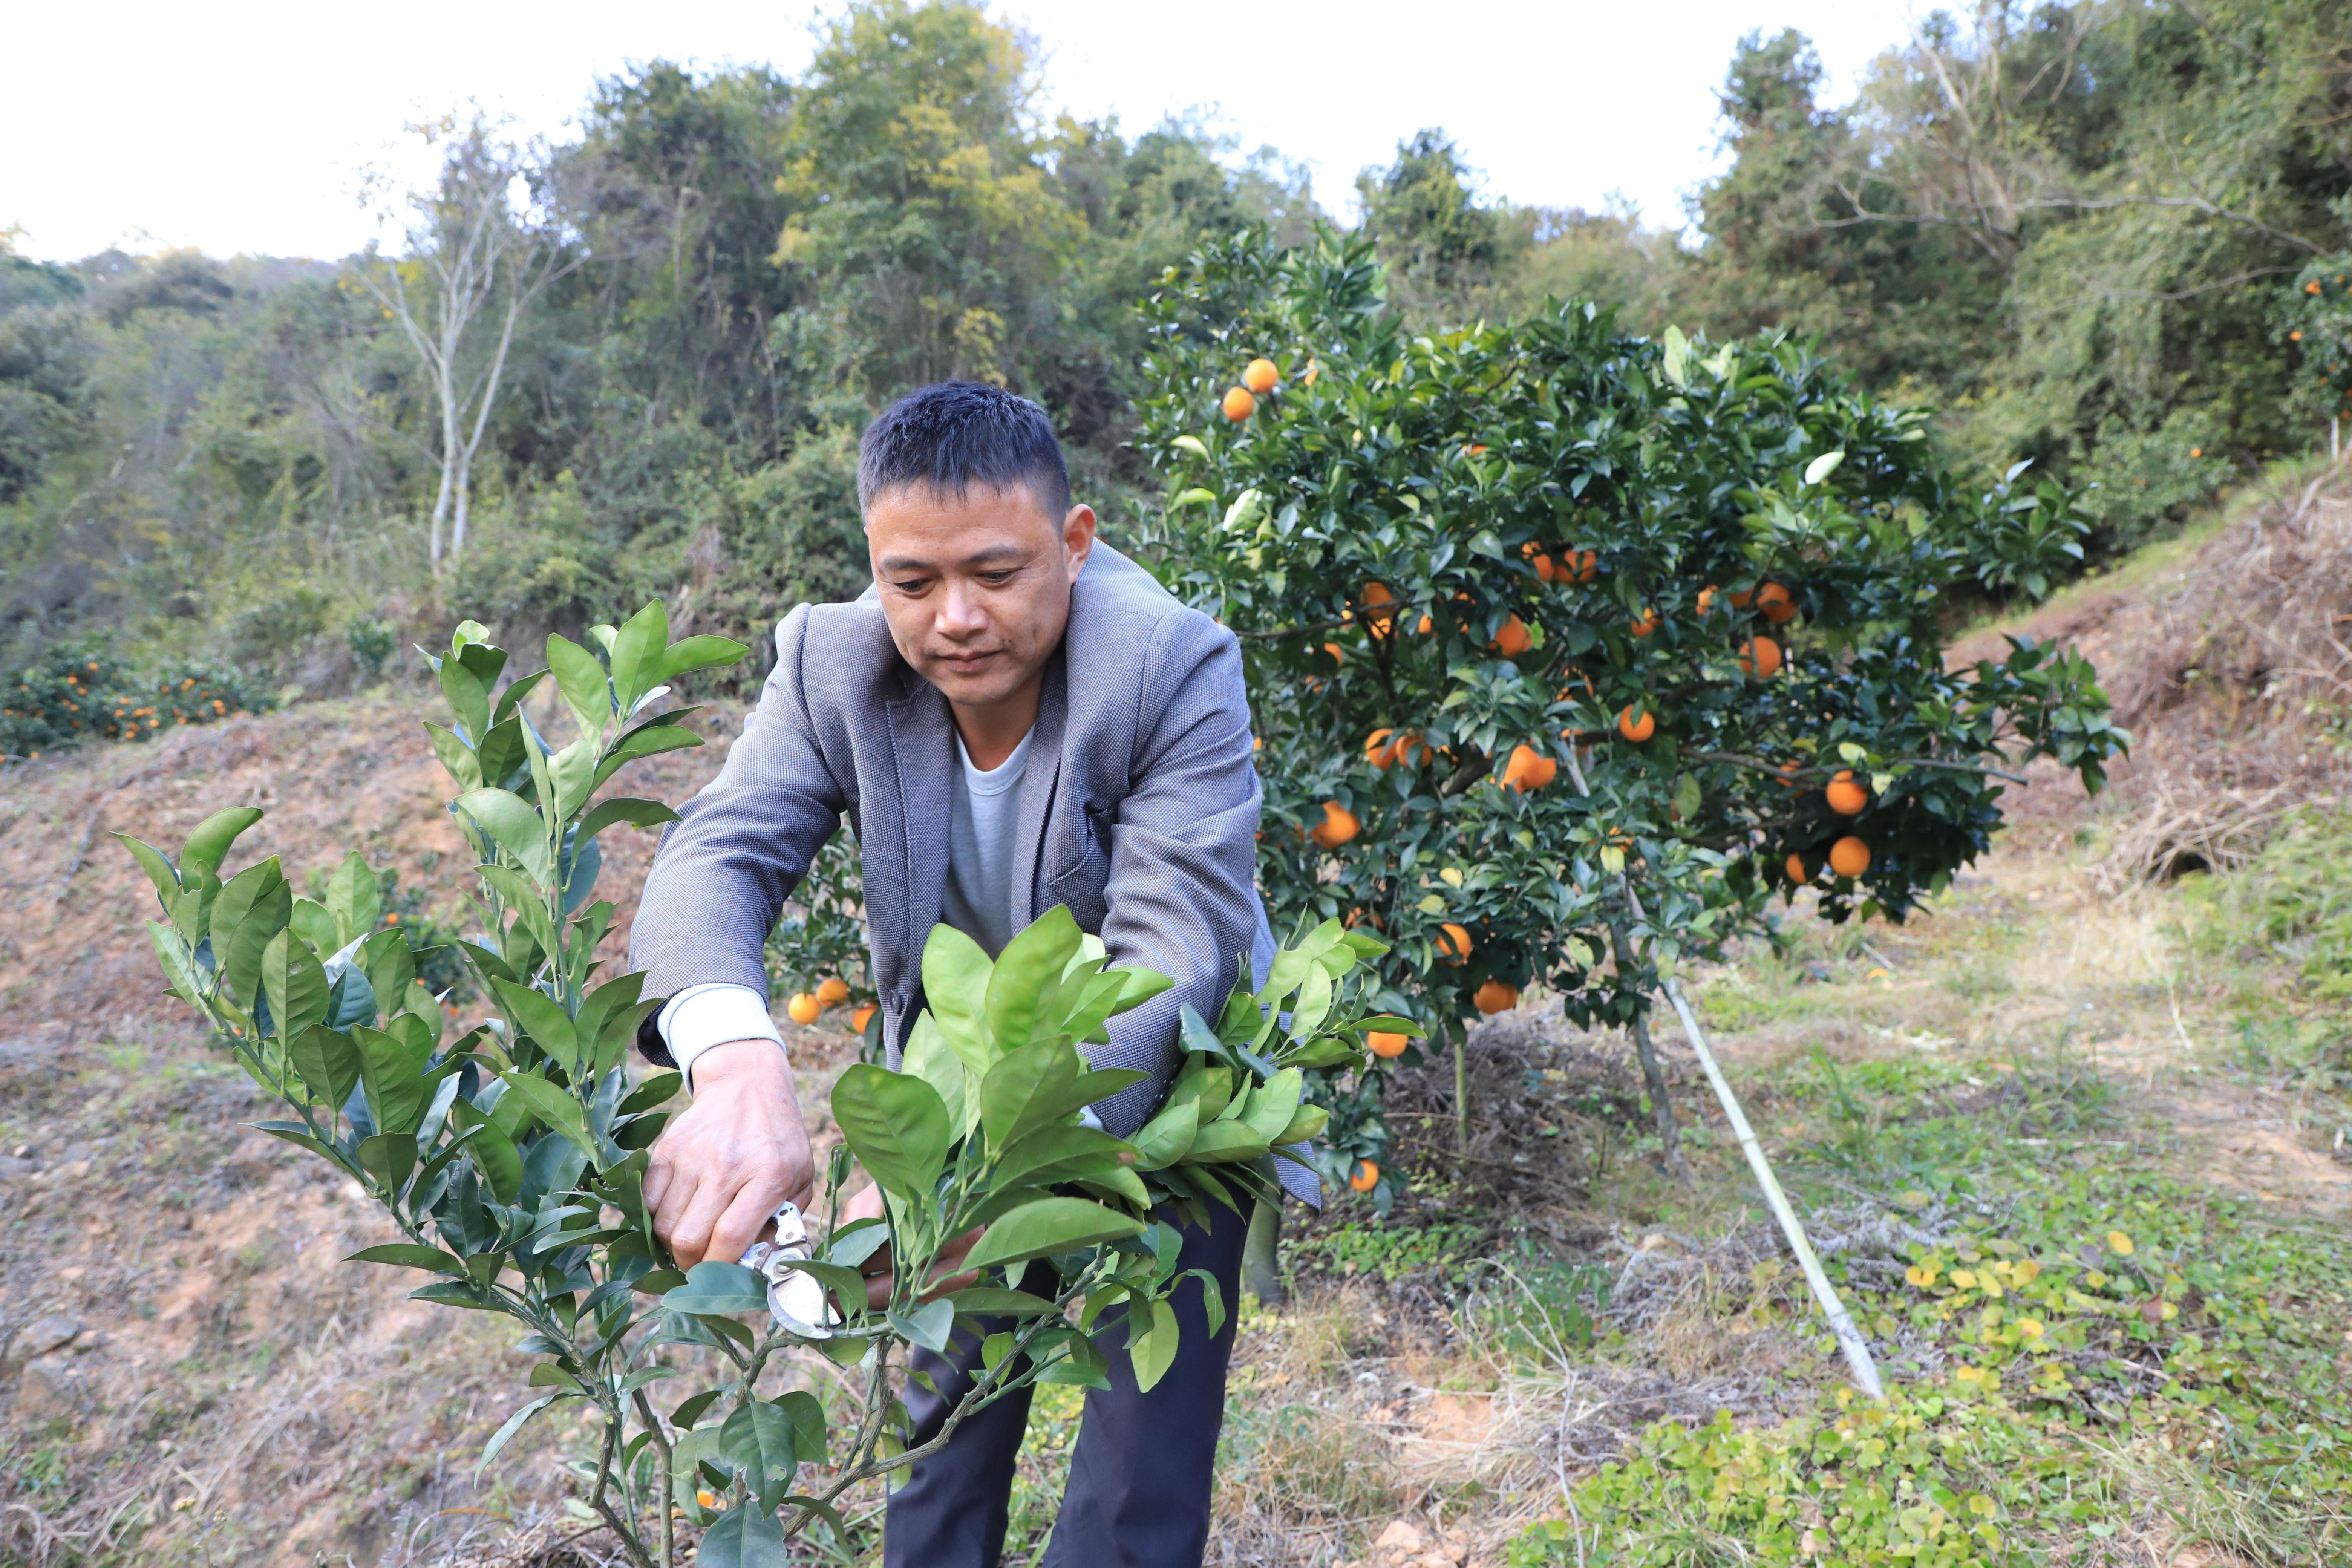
[1062, 502, 1098, 577]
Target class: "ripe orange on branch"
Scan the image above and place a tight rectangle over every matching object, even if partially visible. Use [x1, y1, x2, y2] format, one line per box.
[1828, 836, 1872, 877]
[1738, 636, 1782, 678]
[1242, 357, 1280, 395]
[814, 976, 850, 1008]
[1360, 581, 1396, 632]
[1785, 852, 1811, 884]
[1473, 978, 1520, 1015]
[1491, 615, 1534, 657]
[1221, 387, 1256, 421]
[851, 1004, 877, 1034]
[1310, 801, 1360, 848]
[1366, 1030, 1409, 1059]
[1520, 542, 1558, 582]
[1566, 549, 1599, 583]
[786, 992, 821, 1026]
[1501, 743, 1557, 792]
[1617, 706, 1656, 743]
[1755, 582, 1798, 623]
[1630, 608, 1660, 638]
[1349, 1159, 1381, 1193]
[1437, 923, 1473, 963]
[1825, 769, 1869, 815]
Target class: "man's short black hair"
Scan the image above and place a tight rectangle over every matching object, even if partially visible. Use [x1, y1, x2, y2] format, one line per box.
[857, 380, 1072, 519]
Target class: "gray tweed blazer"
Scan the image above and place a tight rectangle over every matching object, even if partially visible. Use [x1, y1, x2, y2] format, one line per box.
[630, 544, 1312, 1199]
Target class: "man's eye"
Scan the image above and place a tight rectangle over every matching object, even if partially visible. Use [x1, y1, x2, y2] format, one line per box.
[980, 571, 1015, 586]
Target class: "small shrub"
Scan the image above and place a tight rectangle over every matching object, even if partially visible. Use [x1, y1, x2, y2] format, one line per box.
[0, 638, 270, 758]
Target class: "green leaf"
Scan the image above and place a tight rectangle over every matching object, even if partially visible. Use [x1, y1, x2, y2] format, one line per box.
[902, 1015, 971, 1137]
[944, 1286, 1061, 1317]
[920, 923, 995, 1064]
[984, 905, 1084, 1054]
[325, 852, 381, 945]
[1273, 1103, 1329, 1145]
[115, 833, 179, 903]
[210, 859, 289, 1009]
[604, 600, 668, 715]
[1129, 1099, 1199, 1171]
[1240, 1067, 1304, 1142]
[499, 1070, 597, 1160]
[830, 1063, 949, 1201]
[289, 897, 341, 957]
[671, 1389, 725, 1431]
[438, 659, 492, 747]
[591, 723, 701, 789]
[476, 1393, 560, 1479]
[450, 1101, 524, 1203]
[413, 1279, 501, 1310]
[696, 1507, 788, 1568]
[346, 1243, 465, 1276]
[1130, 1297, 1180, 1392]
[657, 633, 750, 684]
[662, 1261, 770, 1316]
[423, 723, 484, 792]
[354, 1024, 433, 1134]
[577, 797, 681, 841]
[1184, 1121, 1269, 1164]
[146, 920, 207, 1009]
[289, 1023, 361, 1113]
[261, 928, 331, 1041]
[890, 1298, 955, 1353]
[992, 1124, 1135, 1190]
[720, 1397, 801, 1487]
[491, 979, 582, 1071]
[980, 1040, 1145, 1153]
[618, 1070, 682, 1117]
[492, 668, 547, 727]
[179, 807, 264, 881]
[453, 790, 552, 885]
[356, 1131, 417, 1193]
[247, 1119, 337, 1162]
[962, 1197, 1142, 1272]
[775, 1389, 827, 1463]
[548, 630, 616, 743]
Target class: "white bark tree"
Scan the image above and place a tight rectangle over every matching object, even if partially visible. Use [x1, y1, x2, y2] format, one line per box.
[356, 117, 577, 568]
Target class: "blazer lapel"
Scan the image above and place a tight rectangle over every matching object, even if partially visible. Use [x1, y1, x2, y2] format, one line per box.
[884, 675, 956, 969]
[1009, 652, 1067, 928]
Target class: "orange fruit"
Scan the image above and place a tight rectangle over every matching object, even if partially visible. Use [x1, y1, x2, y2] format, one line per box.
[1323, 641, 1345, 667]
[1367, 1031, 1409, 1059]
[1825, 769, 1868, 815]
[1311, 801, 1360, 848]
[851, 1003, 877, 1034]
[786, 993, 821, 1026]
[1349, 1159, 1380, 1193]
[1364, 727, 1397, 767]
[1361, 581, 1396, 632]
[1738, 636, 1782, 678]
[696, 1488, 721, 1509]
[1416, 613, 1434, 635]
[1465, 443, 1488, 455]
[1776, 761, 1804, 791]
[1618, 706, 1655, 743]
[1730, 586, 1755, 609]
[1501, 743, 1557, 792]
[1785, 852, 1810, 884]
[1520, 542, 1557, 582]
[1492, 616, 1534, 657]
[1242, 357, 1279, 395]
[1303, 358, 1320, 384]
[1473, 978, 1519, 1015]
[1568, 549, 1599, 583]
[1630, 608, 1660, 638]
[1828, 836, 1871, 877]
[1755, 582, 1797, 623]
[814, 976, 850, 1007]
[1697, 585, 1719, 615]
[1437, 923, 1473, 963]
[1222, 386, 1256, 421]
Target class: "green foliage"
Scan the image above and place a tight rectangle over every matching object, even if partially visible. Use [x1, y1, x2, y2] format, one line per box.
[122, 602, 1403, 1560]
[2182, 805, 2352, 1002]
[0, 636, 270, 758]
[1132, 227, 2127, 1078]
[766, 827, 880, 1050]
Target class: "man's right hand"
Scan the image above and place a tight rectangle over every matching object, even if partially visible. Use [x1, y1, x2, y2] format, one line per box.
[645, 1040, 816, 1270]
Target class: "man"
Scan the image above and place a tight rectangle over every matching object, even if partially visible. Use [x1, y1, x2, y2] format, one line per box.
[629, 380, 1306, 1566]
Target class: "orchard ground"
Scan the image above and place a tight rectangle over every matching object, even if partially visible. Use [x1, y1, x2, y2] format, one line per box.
[0, 493, 2346, 1565]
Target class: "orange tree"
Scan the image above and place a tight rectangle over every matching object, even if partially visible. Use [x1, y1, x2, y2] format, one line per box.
[1130, 229, 2127, 1202]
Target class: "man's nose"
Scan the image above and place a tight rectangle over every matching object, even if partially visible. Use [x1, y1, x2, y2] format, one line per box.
[936, 579, 989, 637]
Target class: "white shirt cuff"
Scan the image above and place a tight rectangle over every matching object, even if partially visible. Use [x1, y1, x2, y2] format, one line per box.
[660, 983, 786, 1092]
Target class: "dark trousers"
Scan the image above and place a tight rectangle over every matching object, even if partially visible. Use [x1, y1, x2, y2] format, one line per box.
[882, 1204, 1247, 1568]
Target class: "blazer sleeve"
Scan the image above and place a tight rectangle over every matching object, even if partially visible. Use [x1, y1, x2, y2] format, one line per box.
[629, 605, 847, 1062]
[1085, 611, 1266, 1136]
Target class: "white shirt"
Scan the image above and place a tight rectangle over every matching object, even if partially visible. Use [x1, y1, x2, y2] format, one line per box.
[659, 724, 1034, 1089]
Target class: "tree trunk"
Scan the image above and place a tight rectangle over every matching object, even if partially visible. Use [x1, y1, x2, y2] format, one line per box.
[452, 449, 471, 559]
[1610, 916, 1690, 1182]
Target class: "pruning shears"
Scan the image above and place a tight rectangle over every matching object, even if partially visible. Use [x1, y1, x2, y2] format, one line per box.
[738, 1200, 838, 1340]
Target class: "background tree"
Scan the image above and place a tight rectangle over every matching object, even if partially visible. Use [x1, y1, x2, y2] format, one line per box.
[355, 115, 580, 567]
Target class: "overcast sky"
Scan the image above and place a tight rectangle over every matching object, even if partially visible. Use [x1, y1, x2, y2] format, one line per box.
[3, 0, 1918, 262]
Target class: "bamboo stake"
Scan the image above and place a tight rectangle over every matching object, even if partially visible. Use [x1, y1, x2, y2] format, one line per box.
[1559, 745, 1885, 1398]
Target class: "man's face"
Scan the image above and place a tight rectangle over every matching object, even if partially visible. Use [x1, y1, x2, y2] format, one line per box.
[864, 482, 1096, 712]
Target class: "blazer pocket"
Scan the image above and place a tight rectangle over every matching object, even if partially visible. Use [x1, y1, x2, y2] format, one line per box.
[1043, 827, 1112, 933]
